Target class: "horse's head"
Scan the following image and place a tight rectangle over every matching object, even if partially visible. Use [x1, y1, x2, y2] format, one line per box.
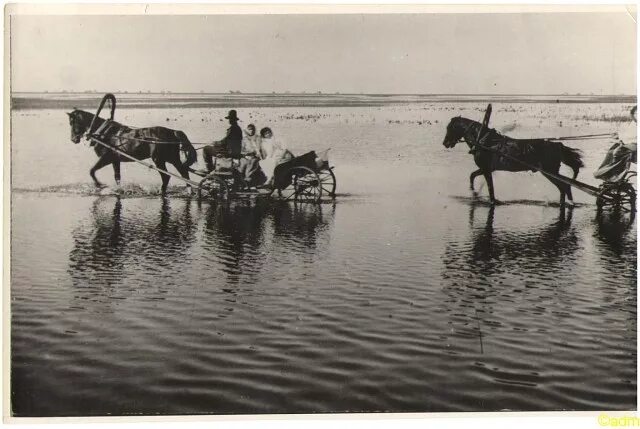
[442, 116, 469, 148]
[67, 109, 91, 144]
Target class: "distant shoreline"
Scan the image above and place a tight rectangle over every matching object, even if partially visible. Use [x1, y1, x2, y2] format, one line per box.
[11, 92, 637, 110]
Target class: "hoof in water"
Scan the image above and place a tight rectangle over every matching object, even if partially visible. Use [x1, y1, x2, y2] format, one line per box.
[99, 187, 118, 196]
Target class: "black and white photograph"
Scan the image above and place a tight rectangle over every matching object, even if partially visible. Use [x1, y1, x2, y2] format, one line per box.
[5, 4, 637, 421]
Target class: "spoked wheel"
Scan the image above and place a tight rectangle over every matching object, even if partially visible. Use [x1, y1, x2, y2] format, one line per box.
[198, 175, 230, 200]
[596, 183, 636, 212]
[277, 166, 323, 204]
[317, 167, 336, 198]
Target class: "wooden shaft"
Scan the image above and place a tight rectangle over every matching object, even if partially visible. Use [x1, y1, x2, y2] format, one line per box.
[469, 139, 611, 200]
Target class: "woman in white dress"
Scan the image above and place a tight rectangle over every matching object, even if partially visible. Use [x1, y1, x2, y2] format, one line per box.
[258, 127, 294, 184]
[236, 124, 266, 188]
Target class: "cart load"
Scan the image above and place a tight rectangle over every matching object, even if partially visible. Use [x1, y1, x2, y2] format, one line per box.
[594, 142, 637, 183]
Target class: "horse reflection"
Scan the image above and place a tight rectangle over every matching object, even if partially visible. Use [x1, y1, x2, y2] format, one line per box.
[441, 204, 577, 303]
[68, 196, 197, 292]
[440, 204, 578, 355]
[202, 200, 334, 284]
[461, 204, 576, 272]
[68, 197, 126, 286]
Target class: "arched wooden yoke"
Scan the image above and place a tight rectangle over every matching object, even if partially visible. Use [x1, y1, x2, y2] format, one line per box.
[87, 93, 116, 136]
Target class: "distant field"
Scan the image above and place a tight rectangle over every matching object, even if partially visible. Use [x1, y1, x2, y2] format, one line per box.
[11, 92, 637, 110]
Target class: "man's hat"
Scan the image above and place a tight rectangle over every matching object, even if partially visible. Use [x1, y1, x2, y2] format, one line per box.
[225, 110, 239, 121]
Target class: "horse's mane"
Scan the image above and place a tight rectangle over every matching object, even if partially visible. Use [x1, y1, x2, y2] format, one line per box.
[453, 116, 525, 143]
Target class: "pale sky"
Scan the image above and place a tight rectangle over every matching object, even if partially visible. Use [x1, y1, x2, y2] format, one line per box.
[9, 12, 637, 94]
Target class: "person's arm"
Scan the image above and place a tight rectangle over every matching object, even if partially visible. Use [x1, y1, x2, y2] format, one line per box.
[219, 127, 232, 144]
[256, 137, 265, 159]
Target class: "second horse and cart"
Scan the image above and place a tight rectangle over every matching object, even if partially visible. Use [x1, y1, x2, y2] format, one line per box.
[442, 103, 636, 212]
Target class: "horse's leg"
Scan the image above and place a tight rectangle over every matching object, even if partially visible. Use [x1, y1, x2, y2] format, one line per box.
[470, 169, 482, 191]
[154, 159, 171, 194]
[90, 154, 112, 188]
[170, 158, 192, 195]
[544, 173, 567, 206]
[483, 170, 497, 204]
[565, 184, 574, 206]
[112, 160, 121, 187]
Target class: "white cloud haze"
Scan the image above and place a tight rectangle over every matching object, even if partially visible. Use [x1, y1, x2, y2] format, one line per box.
[10, 12, 637, 94]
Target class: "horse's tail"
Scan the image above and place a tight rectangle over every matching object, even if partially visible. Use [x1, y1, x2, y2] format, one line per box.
[560, 145, 584, 179]
[177, 131, 197, 168]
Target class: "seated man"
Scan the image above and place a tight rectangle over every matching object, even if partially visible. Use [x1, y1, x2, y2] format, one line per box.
[202, 109, 243, 172]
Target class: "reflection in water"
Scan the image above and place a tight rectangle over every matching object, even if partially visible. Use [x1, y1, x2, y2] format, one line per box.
[68, 197, 335, 291]
[68, 197, 197, 292]
[202, 200, 335, 284]
[440, 203, 579, 359]
[463, 204, 577, 273]
[152, 197, 197, 264]
[203, 199, 270, 284]
[594, 210, 636, 257]
[592, 210, 637, 312]
[68, 197, 126, 288]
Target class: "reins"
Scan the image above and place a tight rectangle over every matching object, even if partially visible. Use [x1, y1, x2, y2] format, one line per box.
[105, 134, 212, 147]
[541, 133, 617, 141]
[81, 114, 212, 149]
[453, 118, 616, 147]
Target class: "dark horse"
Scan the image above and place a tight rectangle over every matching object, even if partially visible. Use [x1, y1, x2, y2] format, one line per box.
[442, 116, 584, 206]
[67, 109, 197, 193]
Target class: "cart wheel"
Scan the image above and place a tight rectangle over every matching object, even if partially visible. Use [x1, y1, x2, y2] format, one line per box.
[318, 167, 336, 198]
[278, 166, 323, 204]
[620, 184, 636, 212]
[597, 183, 636, 212]
[198, 175, 229, 200]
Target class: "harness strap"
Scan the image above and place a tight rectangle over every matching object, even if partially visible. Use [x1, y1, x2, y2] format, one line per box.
[93, 120, 111, 137]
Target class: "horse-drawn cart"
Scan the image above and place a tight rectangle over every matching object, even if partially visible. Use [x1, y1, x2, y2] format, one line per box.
[196, 150, 337, 204]
[77, 93, 337, 204]
[593, 142, 636, 211]
[444, 103, 636, 212]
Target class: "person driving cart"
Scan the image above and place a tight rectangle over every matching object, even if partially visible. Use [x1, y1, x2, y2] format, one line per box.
[594, 105, 637, 182]
[202, 109, 243, 172]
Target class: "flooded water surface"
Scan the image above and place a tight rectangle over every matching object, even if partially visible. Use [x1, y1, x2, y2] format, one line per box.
[10, 97, 637, 415]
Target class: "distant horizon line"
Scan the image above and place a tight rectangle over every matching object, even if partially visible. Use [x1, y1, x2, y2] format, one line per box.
[11, 91, 638, 97]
